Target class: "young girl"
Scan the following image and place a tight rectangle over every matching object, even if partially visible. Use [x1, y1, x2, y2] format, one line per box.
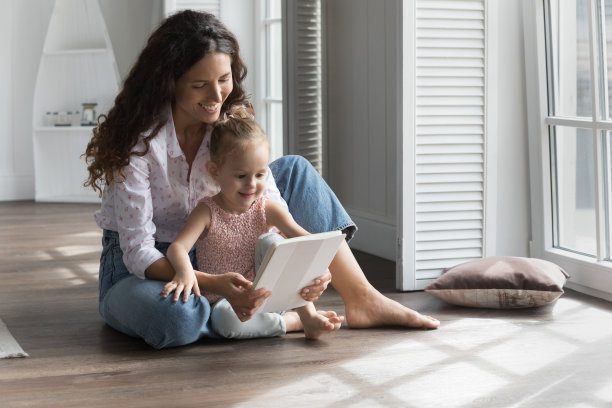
[164, 106, 344, 339]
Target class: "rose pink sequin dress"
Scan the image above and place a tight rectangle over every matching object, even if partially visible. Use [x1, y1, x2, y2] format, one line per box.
[196, 195, 271, 304]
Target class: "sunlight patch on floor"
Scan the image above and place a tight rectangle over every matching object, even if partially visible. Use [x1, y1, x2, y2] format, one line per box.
[548, 306, 612, 343]
[30, 250, 53, 261]
[49, 267, 88, 286]
[551, 297, 587, 315]
[76, 261, 100, 275]
[438, 318, 522, 350]
[233, 372, 355, 407]
[339, 340, 447, 385]
[390, 362, 507, 407]
[595, 378, 612, 403]
[476, 331, 578, 376]
[70, 231, 102, 239]
[343, 399, 387, 408]
[54, 245, 100, 257]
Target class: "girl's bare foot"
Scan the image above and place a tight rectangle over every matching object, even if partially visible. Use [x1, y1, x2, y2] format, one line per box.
[344, 287, 440, 330]
[283, 311, 303, 333]
[301, 311, 344, 340]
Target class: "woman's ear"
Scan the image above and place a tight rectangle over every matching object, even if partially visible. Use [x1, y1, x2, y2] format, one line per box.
[206, 161, 219, 178]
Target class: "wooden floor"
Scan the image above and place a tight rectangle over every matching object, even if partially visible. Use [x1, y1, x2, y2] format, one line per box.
[1, 201, 612, 407]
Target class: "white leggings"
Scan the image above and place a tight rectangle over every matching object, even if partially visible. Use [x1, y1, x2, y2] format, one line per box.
[210, 233, 287, 339]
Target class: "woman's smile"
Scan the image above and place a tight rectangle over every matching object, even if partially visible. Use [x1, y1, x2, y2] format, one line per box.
[198, 102, 220, 113]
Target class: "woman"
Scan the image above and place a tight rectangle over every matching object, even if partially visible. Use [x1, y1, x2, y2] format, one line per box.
[84, 10, 438, 349]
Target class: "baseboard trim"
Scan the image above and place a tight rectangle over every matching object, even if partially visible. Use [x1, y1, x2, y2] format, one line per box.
[0, 174, 34, 201]
[347, 210, 396, 261]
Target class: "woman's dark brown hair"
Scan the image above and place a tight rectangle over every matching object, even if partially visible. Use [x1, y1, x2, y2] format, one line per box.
[83, 10, 249, 195]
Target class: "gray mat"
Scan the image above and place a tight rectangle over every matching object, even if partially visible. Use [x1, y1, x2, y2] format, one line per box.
[0, 319, 28, 358]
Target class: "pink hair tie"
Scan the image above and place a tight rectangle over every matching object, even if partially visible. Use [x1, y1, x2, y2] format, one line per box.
[228, 114, 234, 119]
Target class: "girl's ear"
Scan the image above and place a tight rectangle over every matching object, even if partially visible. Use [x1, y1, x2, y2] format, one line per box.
[206, 161, 219, 178]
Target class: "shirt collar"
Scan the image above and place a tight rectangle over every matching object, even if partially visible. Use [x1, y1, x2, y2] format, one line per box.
[165, 108, 183, 159]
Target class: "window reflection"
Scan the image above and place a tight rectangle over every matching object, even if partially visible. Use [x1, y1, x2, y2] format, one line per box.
[549, 0, 592, 117]
[552, 126, 597, 256]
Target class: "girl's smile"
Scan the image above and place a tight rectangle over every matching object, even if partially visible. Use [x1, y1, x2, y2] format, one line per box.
[207, 140, 270, 214]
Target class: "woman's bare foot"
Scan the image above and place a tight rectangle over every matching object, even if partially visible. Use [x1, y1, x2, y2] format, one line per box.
[301, 311, 344, 340]
[344, 287, 440, 330]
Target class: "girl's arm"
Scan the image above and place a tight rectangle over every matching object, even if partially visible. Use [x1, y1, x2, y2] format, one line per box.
[265, 200, 309, 238]
[265, 200, 332, 301]
[162, 202, 271, 318]
[162, 203, 211, 302]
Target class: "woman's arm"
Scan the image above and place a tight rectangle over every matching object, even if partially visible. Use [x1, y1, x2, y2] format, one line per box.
[161, 203, 211, 302]
[114, 155, 167, 279]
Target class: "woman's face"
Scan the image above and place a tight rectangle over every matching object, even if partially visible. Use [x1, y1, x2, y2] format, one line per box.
[173, 52, 233, 127]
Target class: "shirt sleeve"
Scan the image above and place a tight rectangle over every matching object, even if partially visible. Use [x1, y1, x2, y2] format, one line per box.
[265, 167, 288, 209]
[114, 155, 164, 279]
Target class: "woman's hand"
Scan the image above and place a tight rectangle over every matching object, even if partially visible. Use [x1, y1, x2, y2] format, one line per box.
[300, 270, 332, 302]
[162, 270, 201, 303]
[213, 272, 271, 322]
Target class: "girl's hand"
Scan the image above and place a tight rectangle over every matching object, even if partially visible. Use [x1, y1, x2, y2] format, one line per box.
[162, 271, 201, 303]
[215, 273, 271, 322]
[300, 270, 332, 302]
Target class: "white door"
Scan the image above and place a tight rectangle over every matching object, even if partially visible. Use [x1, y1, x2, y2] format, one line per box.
[396, 0, 495, 290]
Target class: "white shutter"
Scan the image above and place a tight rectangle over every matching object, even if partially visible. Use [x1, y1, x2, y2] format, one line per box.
[414, 0, 486, 283]
[285, 0, 323, 173]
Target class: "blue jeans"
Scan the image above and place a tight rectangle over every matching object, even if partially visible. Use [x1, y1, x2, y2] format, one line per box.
[98, 155, 356, 349]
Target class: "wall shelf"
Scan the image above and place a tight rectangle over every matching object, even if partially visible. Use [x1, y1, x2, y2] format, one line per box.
[32, 0, 119, 203]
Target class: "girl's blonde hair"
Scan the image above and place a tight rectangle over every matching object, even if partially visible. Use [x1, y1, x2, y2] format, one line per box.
[210, 105, 268, 165]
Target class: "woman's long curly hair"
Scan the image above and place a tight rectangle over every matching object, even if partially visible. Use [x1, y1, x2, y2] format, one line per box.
[83, 10, 249, 195]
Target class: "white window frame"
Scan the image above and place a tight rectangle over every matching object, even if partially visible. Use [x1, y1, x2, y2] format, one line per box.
[524, 0, 612, 301]
[255, 0, 283, 161]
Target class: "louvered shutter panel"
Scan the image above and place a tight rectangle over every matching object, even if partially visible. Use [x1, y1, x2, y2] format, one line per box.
[414, 0, 486, 285]
[285, 0, 323, 173]
[175, 0, 220, 17]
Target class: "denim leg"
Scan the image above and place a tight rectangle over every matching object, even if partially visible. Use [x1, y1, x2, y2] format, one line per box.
[269, 155, 357, 241]
[98, 230, 216, 349]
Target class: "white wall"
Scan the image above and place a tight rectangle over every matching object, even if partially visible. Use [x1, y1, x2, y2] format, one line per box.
[494, 1, 531, 256]
[98, 0, 163, 81]
[1, 0, 55, 201]
[1, 0, 161, 202]
[326, 0, 399, 260]
[325, 0, 531, 259]
[0, 0, 17, 199]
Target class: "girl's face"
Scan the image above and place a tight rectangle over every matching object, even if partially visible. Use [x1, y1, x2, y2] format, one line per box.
[207, 139, 270, 214]
[173, 52, 233, 127]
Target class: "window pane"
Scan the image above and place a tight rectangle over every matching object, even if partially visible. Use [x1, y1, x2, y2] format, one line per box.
[267, 0, 282, 19]
[268, 102, 283, 160]
[552, 126, 597, 256]
[605, 0, 612, 118]
[268, 22, 282, 99]
[548, 0, 592, 117]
